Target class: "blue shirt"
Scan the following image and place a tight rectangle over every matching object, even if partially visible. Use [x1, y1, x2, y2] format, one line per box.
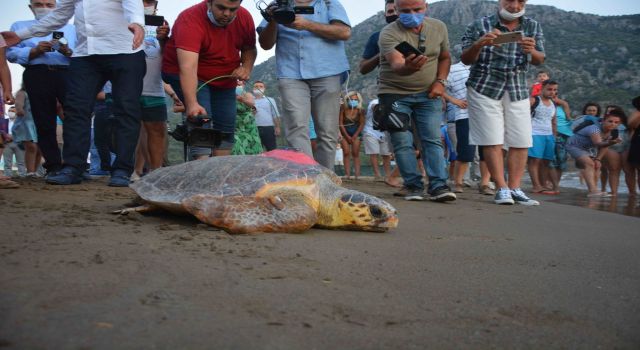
[257, 0, 350, 80]
[556, 105, 573, 137]
[7, 20, 76, 66]
[362, 31, 380, 59]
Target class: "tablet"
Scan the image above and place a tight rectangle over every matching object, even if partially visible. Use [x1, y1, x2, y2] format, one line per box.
[492, 31, 523, 45]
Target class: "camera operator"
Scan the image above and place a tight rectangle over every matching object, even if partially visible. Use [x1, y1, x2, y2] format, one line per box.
[2, 0, 147, 187]
[6, 0, 76, 177]
[162, 0, 257, 160]
[257, 0, 351, 169]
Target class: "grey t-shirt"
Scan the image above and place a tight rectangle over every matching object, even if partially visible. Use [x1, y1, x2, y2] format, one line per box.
[378, 18, 449, 95]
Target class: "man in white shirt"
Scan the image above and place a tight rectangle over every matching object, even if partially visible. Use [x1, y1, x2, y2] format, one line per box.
[252, 80, 280, 151]
[2, 0, 147, 187]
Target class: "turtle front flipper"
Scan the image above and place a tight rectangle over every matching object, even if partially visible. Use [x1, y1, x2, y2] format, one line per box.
[182, 192, 317, 234]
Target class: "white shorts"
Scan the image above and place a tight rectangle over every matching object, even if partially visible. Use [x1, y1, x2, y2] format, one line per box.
[467, 87, 532, 148]
[363, 134, 391, 155]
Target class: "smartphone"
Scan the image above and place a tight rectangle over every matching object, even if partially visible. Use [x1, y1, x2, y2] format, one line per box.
[394, 41, 423, 57]
[610, 129, 619, 139]
[492, 31, 523, 45]
[294, 6, 315, 15]
[145, 15, 165, 26]
[52, 31, 64, 40]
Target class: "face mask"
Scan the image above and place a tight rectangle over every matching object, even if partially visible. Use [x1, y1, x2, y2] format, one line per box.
[235, 86, 244, 96]
[499, 7, 525, 21]
[208, 8, 236, 27]
[32, 7, 53, 20]
[144, 6, 156, 15]
[8, 112, 16, 119]
[398, 12, 425, 28]
[347, 100, 359, 108]
[385, 15, 398, 24]
[253, 89, 263, 97]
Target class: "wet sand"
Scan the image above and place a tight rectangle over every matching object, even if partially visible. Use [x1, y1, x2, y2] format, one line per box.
[1, 177, 639, 348]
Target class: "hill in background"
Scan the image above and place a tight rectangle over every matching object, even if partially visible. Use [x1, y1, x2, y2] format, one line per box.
[251, 0, 640, 114]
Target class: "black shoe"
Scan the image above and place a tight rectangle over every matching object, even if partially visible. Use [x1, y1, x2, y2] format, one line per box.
[108, 169, 131, 187]
[45, 166, 82, 185]
[403, 188, 424, 201]
[428, 186, 456, 202]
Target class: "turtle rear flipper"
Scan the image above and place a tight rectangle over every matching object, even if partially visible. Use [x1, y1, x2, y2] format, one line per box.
[182, 192, 317, 234]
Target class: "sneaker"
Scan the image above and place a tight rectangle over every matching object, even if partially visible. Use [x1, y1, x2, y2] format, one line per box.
[428, 186, 457, 202]
[479, 184, 495, 196]
[108, 169, 131, 187]
[494, 188, 515, 205]
[404, 188, 424, 201]
[45, 167, 82, 185]
[510, 188, 540, 206]
[393, 187, 410, 197]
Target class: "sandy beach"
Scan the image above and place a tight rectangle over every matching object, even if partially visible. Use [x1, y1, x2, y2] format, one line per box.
[1, 176, 639, 349]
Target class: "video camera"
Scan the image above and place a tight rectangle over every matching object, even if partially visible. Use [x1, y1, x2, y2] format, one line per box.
[169, 116, 231, 149]
[261, 0, 314, 25]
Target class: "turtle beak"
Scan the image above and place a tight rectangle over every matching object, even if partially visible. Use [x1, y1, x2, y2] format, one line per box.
[376, 215, 399, 229]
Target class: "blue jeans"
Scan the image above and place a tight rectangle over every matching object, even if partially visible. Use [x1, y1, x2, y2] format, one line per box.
[379, 93, 449, 192]
[63, 52, 145, 175]
[162, 73, 236, 159]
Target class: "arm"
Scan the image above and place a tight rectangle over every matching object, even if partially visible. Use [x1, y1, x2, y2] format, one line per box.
[288, 18, 350, 41]
[10, 0, 75, 42]
[442, 92, 467, 109]
[0, 48, 13, 105]
[628, 111, 640, 130]
[521, 36, 544, 65]
[427, 50, 451, 98]
[270, 98, 281, 136]
[460, 29, 500, 65]
[338, 107, 350, 142]
[163, 82, 183, 107]
[384, 50, 427, 76]
[231, 46, 257, 81]
[258, 21, 278, 50]
[552, 109, 557, 137]
[554, 97, 572, 120]
[176, 48, 207, 118]
[359, 54, 379, 75]
[122, 0, 145, 50]
[15, 91, 26, 116]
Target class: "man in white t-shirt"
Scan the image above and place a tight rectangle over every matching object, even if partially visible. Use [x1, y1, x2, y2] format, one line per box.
[363, 99, 392, 181]
[252, 80, 280, 151]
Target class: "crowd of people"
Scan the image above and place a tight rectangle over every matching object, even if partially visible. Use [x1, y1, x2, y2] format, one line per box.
[1, 0, 639, 206]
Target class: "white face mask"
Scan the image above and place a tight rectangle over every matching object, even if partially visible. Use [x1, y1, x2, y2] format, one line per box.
[32, 7, 53, 20]
[253, 89, 264, 97]
[144, 6, 156, 15]
[8, 111, 16, 120]
[499, 7, 525, 21]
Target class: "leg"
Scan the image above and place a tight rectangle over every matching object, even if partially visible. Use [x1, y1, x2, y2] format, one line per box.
[352, 137, 361, 178]
[528, 157, 544, 192]
[206, 87, 236, 157]
[382, 155, 392, 178]
[341, 138, 351, 177]
[605, 149, 622, 196]
[370, 154, 381, 178]
[578, 156, 600, 194]
[107, 52, 145, 175]
[413, 96, 449, 191]
[23, 68, 64, 172]
[506, 148, 529, 189]
[309, 75, 341, 169]
[258, 126, 277, 152]
[23, 141, 39, 173]
[483, 145, 508, 189]
[278, 79, 312, 157]
[134, 126, 148, 176]
[2, 146, 13, 176]
[93, 100, 115, 171]
[622, 150, 636, 196]
[145, 121, 167, 170]
[13, 144, 26, 177]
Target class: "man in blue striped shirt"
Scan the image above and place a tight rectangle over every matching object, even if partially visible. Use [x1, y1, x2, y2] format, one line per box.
[461, 0, 545, 206]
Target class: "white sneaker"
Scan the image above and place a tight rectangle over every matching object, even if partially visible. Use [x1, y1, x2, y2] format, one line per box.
[511, 188, 540, 206]
[494, 188, 515, 205]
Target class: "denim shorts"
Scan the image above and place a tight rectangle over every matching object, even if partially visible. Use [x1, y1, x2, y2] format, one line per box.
[549, 134, 570, 170]
[162, 72, 235, 157]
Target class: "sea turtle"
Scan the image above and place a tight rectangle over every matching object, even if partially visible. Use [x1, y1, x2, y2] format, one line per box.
[122, 150, 398, 234]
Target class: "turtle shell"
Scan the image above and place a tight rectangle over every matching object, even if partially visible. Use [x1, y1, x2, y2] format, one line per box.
[131, 154, 340, 206]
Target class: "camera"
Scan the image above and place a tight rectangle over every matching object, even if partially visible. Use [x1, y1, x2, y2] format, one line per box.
[168, 115, 230, 149]
[261, 0, 314, 25]
[610, 129, 619, 139]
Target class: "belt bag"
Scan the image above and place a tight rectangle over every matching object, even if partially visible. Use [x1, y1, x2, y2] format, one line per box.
[373, 102, 410, 132]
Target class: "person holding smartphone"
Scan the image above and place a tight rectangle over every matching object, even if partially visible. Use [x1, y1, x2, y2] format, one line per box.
[5, 0, 76, 177]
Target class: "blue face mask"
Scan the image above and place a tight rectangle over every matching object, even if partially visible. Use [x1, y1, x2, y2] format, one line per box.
[347, 100, 359, 108]
[208, 9, 235, 27]
[235, 86, 244, 96]
[398, 12, 425, 28]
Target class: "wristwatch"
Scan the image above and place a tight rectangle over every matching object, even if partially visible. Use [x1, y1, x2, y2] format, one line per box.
[436, 79, 448, 87]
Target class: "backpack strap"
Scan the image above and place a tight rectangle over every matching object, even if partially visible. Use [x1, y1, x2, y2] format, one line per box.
[531, 96, 541, 118]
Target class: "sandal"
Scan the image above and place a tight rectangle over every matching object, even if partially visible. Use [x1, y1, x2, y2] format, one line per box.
[0, 179, 20, 189]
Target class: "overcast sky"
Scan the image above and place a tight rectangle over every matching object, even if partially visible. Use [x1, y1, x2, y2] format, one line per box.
[2, 0, 639, 105]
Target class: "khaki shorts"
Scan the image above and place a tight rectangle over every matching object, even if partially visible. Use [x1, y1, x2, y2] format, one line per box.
[467, 87, 532, 148]
[363, 133, 391, 155]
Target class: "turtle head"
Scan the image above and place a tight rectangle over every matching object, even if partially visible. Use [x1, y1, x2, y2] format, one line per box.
[318, 190, 398, 232]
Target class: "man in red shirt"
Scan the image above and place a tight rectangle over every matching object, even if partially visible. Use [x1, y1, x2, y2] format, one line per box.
[162, 0, 257, 159]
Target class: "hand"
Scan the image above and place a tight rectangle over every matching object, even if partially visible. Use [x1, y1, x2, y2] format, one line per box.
[452, 98, 468, 109]
[56, 41, 72, 56]
[610, 137, 622, 145]
[186, 103, 208, 119]
[594, 159, 601, 171]
[287, 15, 311, 31]
[4, 134, 13, 143]
[3, 91, 15, 105]
[34, 41, 53, 56]
[0, 31, 21, 47]
[475, 29, 501, 48]
[404, 53, 428, 72]
[128, 23, 145, 50]
[156, 21, 170, 41]
[231, 66, 251, 81]
[520, 37, 536, 54]
[428, 81, 446, 99]
[274, 126, 281, 137]
[170, 94, 183, 108]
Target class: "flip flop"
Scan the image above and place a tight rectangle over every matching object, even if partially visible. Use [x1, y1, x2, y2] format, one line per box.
[540, 190, 560, 195]
[384, 178, 403, 188]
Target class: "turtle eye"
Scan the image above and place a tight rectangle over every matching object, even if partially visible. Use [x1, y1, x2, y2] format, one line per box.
[369, 205, 384, 218]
